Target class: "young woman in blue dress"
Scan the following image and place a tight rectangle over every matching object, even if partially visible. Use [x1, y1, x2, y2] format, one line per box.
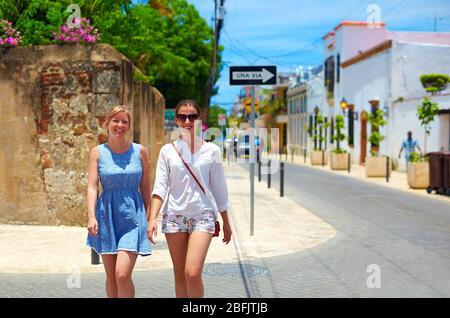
[86, 105, 151, 298]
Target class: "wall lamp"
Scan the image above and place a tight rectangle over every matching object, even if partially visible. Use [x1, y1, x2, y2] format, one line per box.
[340, 98, 358, 121]
[314, 105, 320, 116]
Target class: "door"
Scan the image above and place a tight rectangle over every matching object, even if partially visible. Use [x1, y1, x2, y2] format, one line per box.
[360, 111, 368, 164]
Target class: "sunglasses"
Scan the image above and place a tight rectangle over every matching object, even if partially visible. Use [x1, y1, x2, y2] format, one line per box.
[176, 113, 200, 122]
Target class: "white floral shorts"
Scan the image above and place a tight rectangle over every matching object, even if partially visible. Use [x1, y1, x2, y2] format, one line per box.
[162, 210, 216, 235]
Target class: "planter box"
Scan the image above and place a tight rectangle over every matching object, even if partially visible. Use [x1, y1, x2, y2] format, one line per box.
[311, 151, 328, 165]
[365, 156, 392, 177]
[330, 152, 349, 170]
[407, 162, 429, 189]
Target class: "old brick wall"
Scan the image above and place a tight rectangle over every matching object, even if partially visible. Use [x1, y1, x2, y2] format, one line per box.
[0, 44, 165, 226]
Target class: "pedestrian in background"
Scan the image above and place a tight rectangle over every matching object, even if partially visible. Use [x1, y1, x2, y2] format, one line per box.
[398, 131, 422, 170]
[225, 136, 235, 163]
[255, 135, 262, 163]
[233, 134, 238, 159]
[86, 105, 152, 298]
[147, 99, 232, 298]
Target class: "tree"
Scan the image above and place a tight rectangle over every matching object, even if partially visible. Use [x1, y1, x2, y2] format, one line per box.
[417, 97, 439, 155]
[417, 73, 446, 154]
[207, 105, 227, 128]
[312, 113, 329, 151]
[367, 108, 387, 157]
[0, 0, 220, 109]
[332, 114, 346, 153]
[91, 0, 219, 108]
[420, 74, 449, 95]
[0, 0, 72, 46]
[259, 88, 286, 129]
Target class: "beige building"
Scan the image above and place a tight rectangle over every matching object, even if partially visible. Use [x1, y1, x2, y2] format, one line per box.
[287, 83, 308, 155]
[0, 44, 164, 226]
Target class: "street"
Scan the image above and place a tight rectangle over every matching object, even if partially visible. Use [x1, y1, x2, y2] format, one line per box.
[244, 160, 450, 297]
[2, 162, 450, 298]
[2, 0, 450, 304]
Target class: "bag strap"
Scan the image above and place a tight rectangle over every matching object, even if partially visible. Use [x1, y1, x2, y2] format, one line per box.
[172, 141, 206, 194]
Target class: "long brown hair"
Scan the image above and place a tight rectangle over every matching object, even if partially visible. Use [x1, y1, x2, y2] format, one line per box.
[175, 99, 202, 116]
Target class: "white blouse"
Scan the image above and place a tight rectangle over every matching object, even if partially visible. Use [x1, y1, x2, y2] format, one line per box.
[151, 139, 229, 216]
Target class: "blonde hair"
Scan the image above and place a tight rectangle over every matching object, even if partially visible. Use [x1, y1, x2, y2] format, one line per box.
[105, 105, 131, 141]
[175, 99, 202, 116]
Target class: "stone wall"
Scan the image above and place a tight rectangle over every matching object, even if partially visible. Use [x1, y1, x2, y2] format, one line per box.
[0, 44, 165, 226]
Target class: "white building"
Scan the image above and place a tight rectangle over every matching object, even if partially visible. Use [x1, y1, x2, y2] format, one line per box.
[287, 65, 326, 155]
[287, 77, 307, 154]
[322, 21, 450, 170]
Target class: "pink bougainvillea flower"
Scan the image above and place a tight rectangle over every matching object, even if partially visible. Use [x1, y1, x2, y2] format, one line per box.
[53, 18, 100, 44]
[0, 20, 21, 47]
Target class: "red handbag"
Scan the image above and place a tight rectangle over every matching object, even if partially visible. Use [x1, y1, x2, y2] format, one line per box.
[172, 142, 221, 237]
[213, 220, 220, 237]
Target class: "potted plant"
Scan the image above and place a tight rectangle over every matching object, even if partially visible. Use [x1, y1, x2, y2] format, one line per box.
[330, 115, 348, 170]
[407, 151, 429, 189]
[365, 107, 391, 177]
[420, 74, 449, 96]
[311, 113, 329, 165]
[407, 74, 444, 188]
[417, 96, 441, 156]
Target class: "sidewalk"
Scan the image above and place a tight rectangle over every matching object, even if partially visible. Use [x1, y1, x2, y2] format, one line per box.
[267, 152, 450, 203]
[0, 163, 336, 274]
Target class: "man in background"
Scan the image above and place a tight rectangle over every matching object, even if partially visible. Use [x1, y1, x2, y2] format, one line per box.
[398, 131, 422, 171]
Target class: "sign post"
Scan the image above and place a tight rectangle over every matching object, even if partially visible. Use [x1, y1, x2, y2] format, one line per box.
[229, 66, 276, 86]
[229, 66, 277, 236]
[218, 113, 227, 127]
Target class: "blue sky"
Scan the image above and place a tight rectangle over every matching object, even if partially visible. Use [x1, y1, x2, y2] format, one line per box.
[186, 0, 450, 114]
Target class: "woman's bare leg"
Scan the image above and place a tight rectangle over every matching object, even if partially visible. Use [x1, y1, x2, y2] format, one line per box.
[101, 254, 118, 298]
[115, 251, 138, 298]
[165, 233, 189, 297]
[185, 232, 212, 298]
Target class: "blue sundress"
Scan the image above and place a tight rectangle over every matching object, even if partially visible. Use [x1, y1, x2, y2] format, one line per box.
[86, 143, 151, 256]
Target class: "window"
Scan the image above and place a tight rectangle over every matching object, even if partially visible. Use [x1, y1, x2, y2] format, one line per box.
[336, 54, 340, 83]
[308, 115, 313, 137]
[324, 56, 335, 97]
[330, 117, 334, 144]
[348, 107, 354, 147]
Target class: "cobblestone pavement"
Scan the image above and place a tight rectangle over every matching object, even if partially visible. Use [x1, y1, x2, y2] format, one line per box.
[253, 161, 450, 297]
[1, 161, 450, 298]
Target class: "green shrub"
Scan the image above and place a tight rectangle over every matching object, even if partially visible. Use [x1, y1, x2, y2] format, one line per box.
[408, 151, 427, 163]
[331, 114, 346, 154]
[417, 97, 439, 154]
[367, 108, 386, 157]
[420, 74, 449, 95]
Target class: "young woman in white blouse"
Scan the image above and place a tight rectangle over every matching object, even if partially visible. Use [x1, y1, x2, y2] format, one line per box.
[147, 99, 232, 298]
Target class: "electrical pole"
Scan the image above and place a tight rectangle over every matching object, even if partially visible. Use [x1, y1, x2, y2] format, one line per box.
[204, 0, 225, 123]
[427, 15, 443, 32]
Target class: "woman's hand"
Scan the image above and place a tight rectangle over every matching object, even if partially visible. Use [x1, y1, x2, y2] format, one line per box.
[147, 219, 158, 244]
[87, 217, 98, 237]
[222, 220, 232, 244]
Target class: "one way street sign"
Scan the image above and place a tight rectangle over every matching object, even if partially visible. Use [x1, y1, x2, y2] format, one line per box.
[229, 66, 277, 85]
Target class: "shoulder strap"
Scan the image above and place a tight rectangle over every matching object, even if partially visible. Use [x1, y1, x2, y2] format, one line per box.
[172, 141, 206, 194]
